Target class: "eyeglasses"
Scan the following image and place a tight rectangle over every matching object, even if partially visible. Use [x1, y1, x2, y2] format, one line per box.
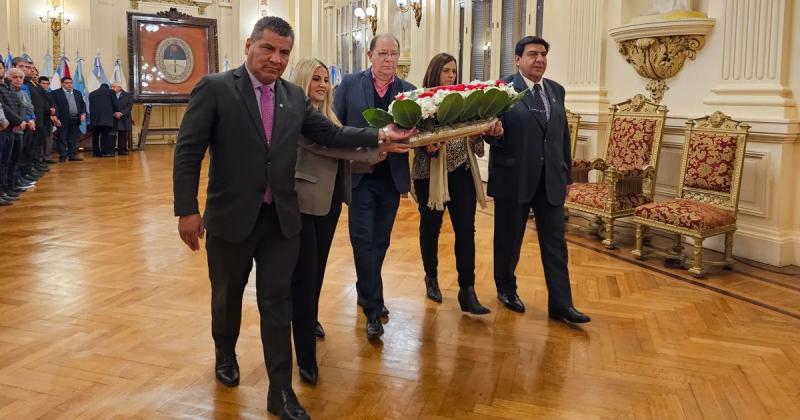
[374, 51, 400, 60]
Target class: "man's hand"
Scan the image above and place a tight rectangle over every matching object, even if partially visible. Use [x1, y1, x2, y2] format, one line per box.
[114, 112, 122, 119]
[484, 120, 504, 137]
[178, 214, 205, 251]
[53, 117, 62, 127]
[425, 142, 444, 154]
[80, 114, 86, 122]
[28, 120, 36, 131]
[378, 140, 411, 155]
[19, 121, 27, 130]
[50, 107, 56, 115]
[385, 123, 418, 142]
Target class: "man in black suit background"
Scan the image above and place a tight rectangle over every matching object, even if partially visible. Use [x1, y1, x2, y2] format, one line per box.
[485, 36, 590, 324]
[89, 83, 119, 157]
[173, 17, 412, 420]
[111, 82, 132, 155]
[49, 77, 86, 162]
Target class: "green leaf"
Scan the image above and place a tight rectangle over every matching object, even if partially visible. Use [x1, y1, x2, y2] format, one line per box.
[436, 93, 465, 126]
[460, 90, 485, 121]
[362, 108, 395, 128]
[478, 88, 511, 119]
[500, 90, 528, 113]
[391, 99, 422, 129]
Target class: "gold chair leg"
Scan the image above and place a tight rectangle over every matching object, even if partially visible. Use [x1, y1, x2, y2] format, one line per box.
[632, 223, 645, 259]
[689, 237, 705, 277]
[724, 231, 735, 270]
[601, 217, 616, 249]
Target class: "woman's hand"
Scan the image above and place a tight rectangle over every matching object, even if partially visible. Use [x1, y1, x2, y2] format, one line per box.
[484, 120, 504, 137]
[425, 142, 444, 154]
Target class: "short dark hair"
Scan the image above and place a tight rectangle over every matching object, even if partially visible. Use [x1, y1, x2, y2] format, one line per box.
[250, 16, 294, 40]
[61, 77, 72, 83]
[515, 36, 550, 57]
[38, 76, 50, 83]
[12, 56, 32, 67]
[369, 34, 400, 52]
[422, 53, 457, 88]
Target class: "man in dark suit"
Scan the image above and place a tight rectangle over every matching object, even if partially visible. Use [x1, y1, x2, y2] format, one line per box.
[333, 34, 416, 340]
[486, 36, 590, 324]
[49, 77, 86, 162]
[173, 17, 412, 420]
[111, 82, 132, 155]
[12, 57, 49, 183]
[89, 83, 119, 157]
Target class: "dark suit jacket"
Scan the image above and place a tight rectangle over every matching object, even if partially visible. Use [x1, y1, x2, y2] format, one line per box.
[0, 83, 23, 130]
[485, 73, 572, 206]
[173, 65, 379, 243]
[333, 68, 416, 193]
[24, 80, 49, 124]
[89, 85, 119, 128]
[113, 91, 133, 131]
[50, 88, 87, 122]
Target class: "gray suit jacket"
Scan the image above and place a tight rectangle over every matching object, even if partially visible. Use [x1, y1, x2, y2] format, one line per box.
[485, 74, 572, 206]
[173, 65, 379, 242]
[295, 138, 380, 216]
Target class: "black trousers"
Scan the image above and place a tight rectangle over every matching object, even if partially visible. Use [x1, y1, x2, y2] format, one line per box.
[493, 175, 574, 311]
[58, 118, 81, 159]
[6, 133, 23, 188]
[349, 175, 401, 320]
[115, 130, 129, 152]
[205, 203, 300, 391]
[0, 134, 12, 192]
[414, 163, 477, 288]
[291, 184, 343, 370]
[93, 126, 112, 155]
[20, 130, 36, 175]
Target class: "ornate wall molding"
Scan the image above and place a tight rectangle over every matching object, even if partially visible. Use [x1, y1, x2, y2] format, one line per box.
[130, 0, 209, 15]
[609, 18, 714, 103]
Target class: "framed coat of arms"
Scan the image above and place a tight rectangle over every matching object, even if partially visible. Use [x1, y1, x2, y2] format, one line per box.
[127, 8, 219, 103]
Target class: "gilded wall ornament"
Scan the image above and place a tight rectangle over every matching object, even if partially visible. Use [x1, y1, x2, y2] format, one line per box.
[130, 0, 208, 15]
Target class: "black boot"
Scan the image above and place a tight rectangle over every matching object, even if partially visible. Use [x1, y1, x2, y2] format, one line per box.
[458, 287, 491, 315]
[214, 348, 240, 387]
[424, 276, 442, 303]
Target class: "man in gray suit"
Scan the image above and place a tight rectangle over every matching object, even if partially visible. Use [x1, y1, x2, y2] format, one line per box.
[485, 36, 590, 324]
[173, 17, 414, 420]
[111, 82, 132, 155]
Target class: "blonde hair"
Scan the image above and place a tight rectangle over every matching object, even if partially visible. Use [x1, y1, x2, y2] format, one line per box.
[289, 58, 340, 126]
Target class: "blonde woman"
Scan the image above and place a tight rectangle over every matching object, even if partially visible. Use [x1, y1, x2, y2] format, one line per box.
[289, 58, 405, 385]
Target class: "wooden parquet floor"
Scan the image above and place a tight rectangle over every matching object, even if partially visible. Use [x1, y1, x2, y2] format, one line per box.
[1, 147, 799, 419]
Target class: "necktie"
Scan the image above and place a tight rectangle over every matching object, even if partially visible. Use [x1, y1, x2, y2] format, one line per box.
[531, 84, 549, 120]
[259, 85, 275, 204]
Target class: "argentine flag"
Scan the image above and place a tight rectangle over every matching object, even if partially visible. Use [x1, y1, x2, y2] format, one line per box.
[88, 52, 110, 93]
[73, 57, 89, 134]
[4, 47, 13, 70]
[41, 51, 53, 79]
[111, 57, 127, 89]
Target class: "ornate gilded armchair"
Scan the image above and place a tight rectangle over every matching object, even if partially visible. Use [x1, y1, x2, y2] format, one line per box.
[632, 112, 750, 277]
[565, 94, 668, 248]
[565, 109, 586, 182]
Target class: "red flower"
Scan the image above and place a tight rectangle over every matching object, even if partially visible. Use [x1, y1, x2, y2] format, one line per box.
[419, 92, 435, 99]
[495, 79, 506, 86]
[395, 95, 406, 101]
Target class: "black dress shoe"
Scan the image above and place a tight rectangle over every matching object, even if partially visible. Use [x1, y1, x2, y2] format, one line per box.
[45, 158, 57, 164]
[214, 350, 240, 387]
[424, 276, 442, 303]
[267, 388, 310, 420]
[299, 366, 319, 385]
[118, 151, 129, 156]
[497, 292, 526, 313]
[314, 322, 325, 338]
[366, 318, 383, 340]
[68, 155, 84, 161]
[58, 157, 67, 162]
[549, 307, 591, 324]
[458, 287, 491, 315]
[357, 298, 389, 317]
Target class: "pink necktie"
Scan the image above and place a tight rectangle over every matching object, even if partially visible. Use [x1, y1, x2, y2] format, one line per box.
[259, 85, 274, 204]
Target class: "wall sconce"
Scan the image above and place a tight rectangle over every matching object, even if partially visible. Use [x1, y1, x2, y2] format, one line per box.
[38, 0, 72, 58]
[396, 0, 422, 27]
[355, 4, 378, 36]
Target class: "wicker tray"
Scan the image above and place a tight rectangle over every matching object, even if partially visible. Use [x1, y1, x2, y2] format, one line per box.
[407, 118, 498, 147]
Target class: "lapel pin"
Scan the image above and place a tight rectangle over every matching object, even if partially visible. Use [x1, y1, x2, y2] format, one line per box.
[279, 103, 284, 108]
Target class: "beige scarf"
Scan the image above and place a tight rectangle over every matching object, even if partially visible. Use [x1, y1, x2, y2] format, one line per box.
[411, 140, 487, 211]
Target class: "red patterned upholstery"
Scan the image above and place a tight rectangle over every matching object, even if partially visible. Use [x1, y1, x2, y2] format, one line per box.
[635, 199, 736, 231]
[567, 183, 651, 210]
[607, 117, 657, 171]
[572, 159, 592, 169]
[683, 132, 738, 193]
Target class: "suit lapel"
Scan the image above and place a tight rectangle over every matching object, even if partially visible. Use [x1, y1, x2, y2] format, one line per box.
[271, 79, 289, 149]
[543, 78, 561, 126]
[361, 69, 375, 108]
[233, 65, 267, 150]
